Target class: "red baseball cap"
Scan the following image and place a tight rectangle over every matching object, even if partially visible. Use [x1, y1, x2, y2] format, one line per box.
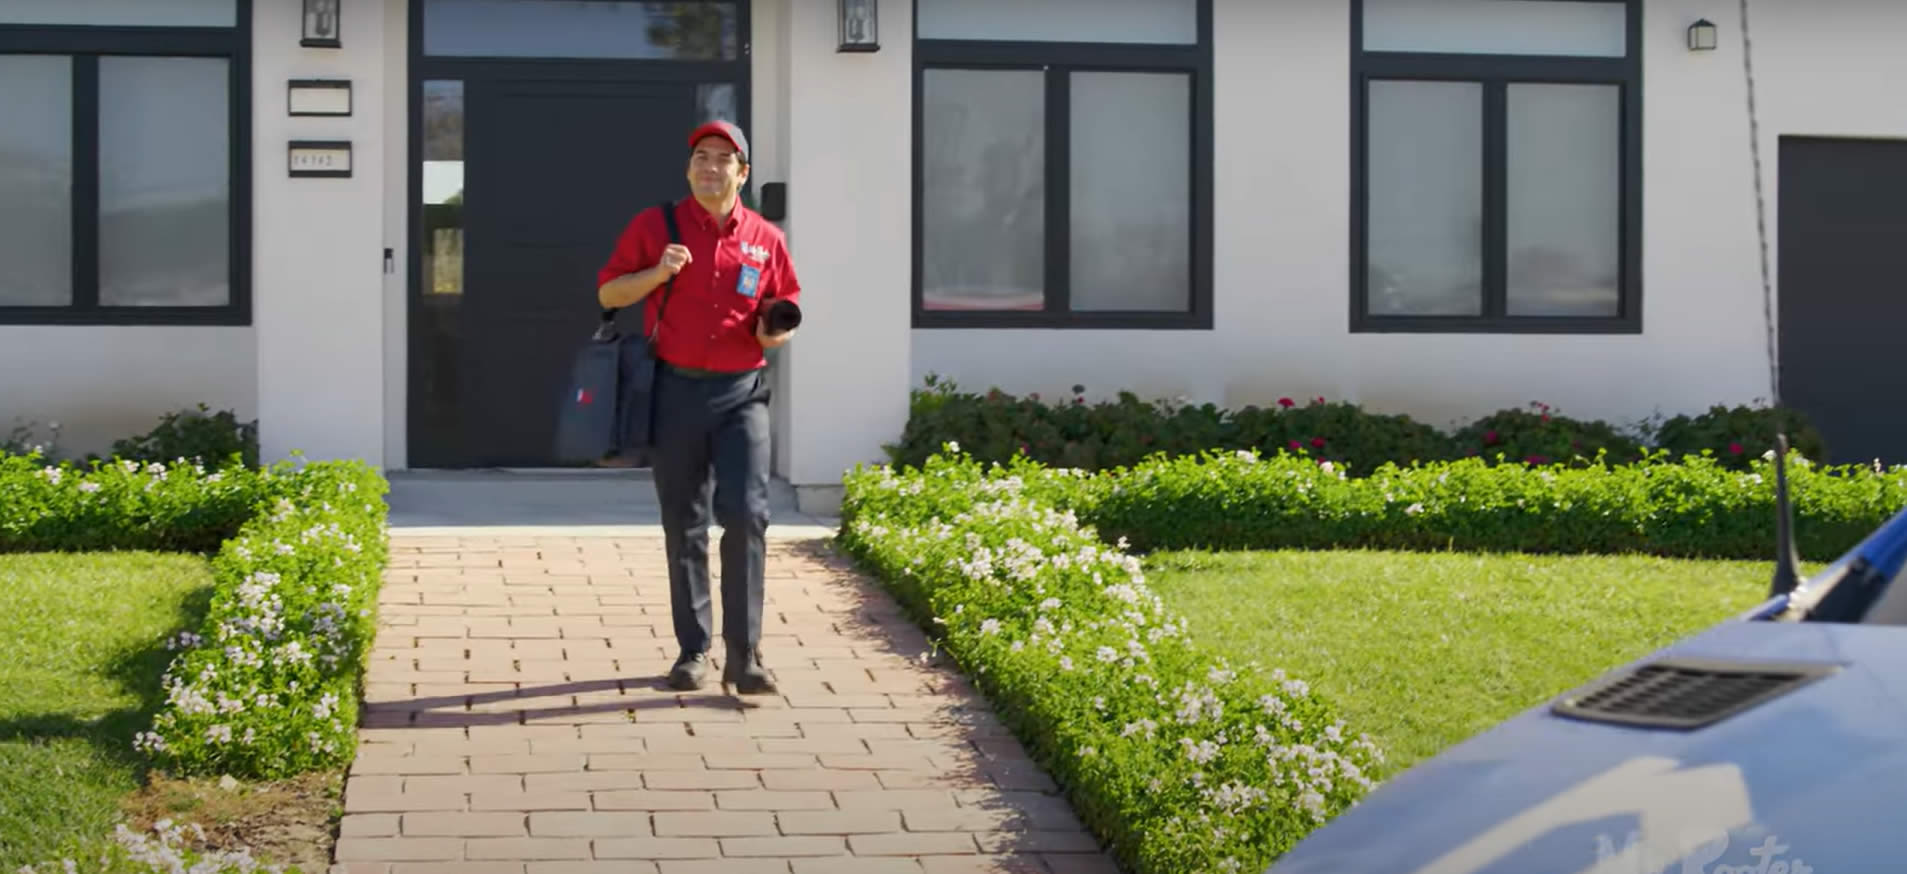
[687, 120, 749, 164]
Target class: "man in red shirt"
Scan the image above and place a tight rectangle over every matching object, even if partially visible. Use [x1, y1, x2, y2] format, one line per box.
[595, 120, 800, 695]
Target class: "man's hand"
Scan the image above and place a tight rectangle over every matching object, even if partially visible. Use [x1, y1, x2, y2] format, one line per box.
[598, 244, 691, 308]
[659, 243, 692, 275]
[757, 320, 795, 350]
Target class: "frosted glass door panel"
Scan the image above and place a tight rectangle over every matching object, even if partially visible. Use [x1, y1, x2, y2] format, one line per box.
[424, 0, 739, 59]
[98, 56, 231, 307]
[1506, 83, 1621, 316]
[1069, 71, 1191, 312]
[0, 0, 235, 27]
[1363, 0, 1625, 57]
[0, 55, 73, 307]
[1365, 79, 1483, 316]
[920, 68, 1046, 311]
[918, 0, 1196, 44]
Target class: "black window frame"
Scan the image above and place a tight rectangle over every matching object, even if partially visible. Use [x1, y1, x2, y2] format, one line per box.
[910, 0, 1214, 331]
[0, 6, 252, 327]
[1349, 0, 1642, 334]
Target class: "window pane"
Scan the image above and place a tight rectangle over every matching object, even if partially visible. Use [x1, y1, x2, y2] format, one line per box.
[921, 68, 1045, 312]
[0, 0, 235, 27]
[918, 0, 1196, 44]
[1362, 0, 1625, 57]
[424, 0, 739, 60]
[1507, 83, 1621, 317]
[696, 83, 736, 125]
[1069, 72, 1190, 312]
[1366, 80, 1482, 317]
[0, 56, 73, 307]
[422, 80, 465, 297]
[99, 56, 229, 307]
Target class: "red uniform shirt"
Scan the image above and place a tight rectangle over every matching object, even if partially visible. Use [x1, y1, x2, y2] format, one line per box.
[596, 197, 801, 373]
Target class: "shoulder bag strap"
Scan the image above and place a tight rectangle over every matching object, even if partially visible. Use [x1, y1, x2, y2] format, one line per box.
[599, 200, 682, 338]
[648, 199, 680, 344]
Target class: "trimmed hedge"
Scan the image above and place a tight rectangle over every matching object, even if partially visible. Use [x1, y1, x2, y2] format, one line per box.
[0, 454, 266, 553]
[888, 375, 1830, 476]
[840, 451, 1387, 874]
[1, 450, 389, 780]
[1029, 449, 1907, 561]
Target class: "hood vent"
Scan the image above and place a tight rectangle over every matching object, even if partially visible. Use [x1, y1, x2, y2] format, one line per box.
[1552, 657, 1839, 730]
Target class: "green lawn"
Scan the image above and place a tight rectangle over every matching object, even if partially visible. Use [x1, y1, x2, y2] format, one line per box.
[0, 552, 215, 869]
[1145, 549, 1818, 777]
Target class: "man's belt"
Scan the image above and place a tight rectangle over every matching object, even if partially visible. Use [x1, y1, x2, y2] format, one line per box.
[662, 362, 749, 379]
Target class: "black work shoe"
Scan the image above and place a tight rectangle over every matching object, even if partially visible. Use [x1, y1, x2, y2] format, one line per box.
[722, 648, 777, 696]
[667, 651, 709, 691]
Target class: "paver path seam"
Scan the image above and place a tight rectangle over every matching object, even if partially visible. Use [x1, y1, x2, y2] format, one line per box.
[329, 533, 1116, 874]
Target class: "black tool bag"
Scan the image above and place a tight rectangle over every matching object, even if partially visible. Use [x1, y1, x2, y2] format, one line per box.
[552, 201, 680, 463]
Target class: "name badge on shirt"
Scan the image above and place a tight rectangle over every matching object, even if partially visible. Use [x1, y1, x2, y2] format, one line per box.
[736, 264, 762, 298]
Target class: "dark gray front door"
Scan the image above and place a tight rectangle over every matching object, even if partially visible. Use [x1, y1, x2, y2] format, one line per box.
[462, 79, 693, 467]
[1777, 136, 1907, 466]
[414, 78, 711, 468]
[407, 0, 748, 468]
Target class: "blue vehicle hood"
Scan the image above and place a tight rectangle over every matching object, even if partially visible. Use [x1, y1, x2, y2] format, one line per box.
[1267, 618, 1907, 874]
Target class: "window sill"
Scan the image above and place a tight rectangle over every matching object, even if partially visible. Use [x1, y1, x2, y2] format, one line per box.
[1349, 314, 1641, 335]
[913, 309, 1213, 331]
[0, 307, 251, 327]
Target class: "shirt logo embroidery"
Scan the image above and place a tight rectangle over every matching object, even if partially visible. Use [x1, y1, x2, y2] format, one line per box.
[739, 242, 771, 264]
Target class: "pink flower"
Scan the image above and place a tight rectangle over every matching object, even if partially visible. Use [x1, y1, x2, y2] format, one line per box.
[1288, 440, 1302, 451]
[1485, 430, 1499, 444]
[1311, 437, 1326, 448]
[1729, 442, 1744, 455]
[1278, 397, 1295, 408]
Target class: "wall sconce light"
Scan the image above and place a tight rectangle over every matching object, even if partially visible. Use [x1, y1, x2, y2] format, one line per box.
[302, 0, 341, 49]
[838, 0, 878, 52]
[1687, 18, 1718, 51]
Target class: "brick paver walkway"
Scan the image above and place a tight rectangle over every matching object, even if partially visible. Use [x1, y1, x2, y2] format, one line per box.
[330, 533, 1114, 874]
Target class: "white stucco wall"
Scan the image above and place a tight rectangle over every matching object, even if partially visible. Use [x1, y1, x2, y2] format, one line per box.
[909, 0, 1907, 436]
[253, 0, 391, 467]
[382, 0, 410, 470]
[0, 327, 254, 460]
[776, 0, 913, 501]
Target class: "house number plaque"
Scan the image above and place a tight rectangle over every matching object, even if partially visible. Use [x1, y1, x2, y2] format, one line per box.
[288, 140, 352, 178]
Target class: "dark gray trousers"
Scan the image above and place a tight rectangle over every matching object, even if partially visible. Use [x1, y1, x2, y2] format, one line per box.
[651, 365, 772, 659]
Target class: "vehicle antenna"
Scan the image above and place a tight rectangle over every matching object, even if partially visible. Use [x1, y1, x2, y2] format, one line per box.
[1771, 431, 1805, 597]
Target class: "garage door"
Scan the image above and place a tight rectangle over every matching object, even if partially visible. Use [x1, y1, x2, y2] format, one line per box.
[1778, 136, 1907, 467]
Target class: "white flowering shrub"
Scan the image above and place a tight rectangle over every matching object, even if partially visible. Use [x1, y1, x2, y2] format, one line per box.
[17, 819, 306, 873]
[137, 463, 388, 778]
[839, 445, 1385, 874]
[1, 448, 389, 780]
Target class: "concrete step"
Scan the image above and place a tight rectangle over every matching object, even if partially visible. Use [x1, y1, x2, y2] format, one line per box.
[382, 468, 831, 536]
